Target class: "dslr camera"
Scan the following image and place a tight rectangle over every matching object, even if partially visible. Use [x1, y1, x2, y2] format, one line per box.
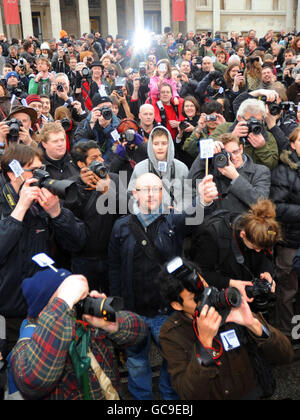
[247, 117, 263, 136]
[260, 96, 282, 116]
[179, 119, 189, 131]
[76, 296, 124, 322]
[214, 150, 231, 169]
[56, 83, 65, 93]
[32, 169, 78, 205]
[245, 278, 273, 313]
[88, 160, 108, 179]
[6, 119, 23, 142]
[100, 106, 113, 121]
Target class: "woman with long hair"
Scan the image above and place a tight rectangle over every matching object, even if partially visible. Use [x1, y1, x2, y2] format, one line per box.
[244, 55, 263, 91]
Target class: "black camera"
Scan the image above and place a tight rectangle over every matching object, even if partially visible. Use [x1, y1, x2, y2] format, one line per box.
[247, 117, 263, 136]
[281, 101, 297, 114]
[76, 296, 124, 322]
[196, 286, 242, 325]
[60, 118, 71, 131]
[100, 106, 113, 121]
[56, 83, 65, 93]
[245, 278, 273, 313]
[260, 96, 282, 116]
[179, 120, 189, 131]
[214, 151, 231, 169]
[6, 118, 23, 142]
[123, 129, 136, 143]
[214, 77, 224, 87]
[88, 160, 108, 179]
[82, 67, 91, 78]
[32, 169, 78, 205]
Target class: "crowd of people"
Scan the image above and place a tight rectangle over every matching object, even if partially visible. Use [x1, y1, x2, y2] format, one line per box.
[0, 25, 300, 400]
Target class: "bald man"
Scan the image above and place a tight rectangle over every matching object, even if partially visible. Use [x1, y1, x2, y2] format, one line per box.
[108, 172, 218, 400]
[138, 104, 156, 141]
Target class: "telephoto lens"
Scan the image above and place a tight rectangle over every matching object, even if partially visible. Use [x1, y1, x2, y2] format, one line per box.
[76, 297, 124, 322]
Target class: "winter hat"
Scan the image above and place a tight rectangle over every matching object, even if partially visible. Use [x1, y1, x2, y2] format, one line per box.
[92, 94, 112, 108]
[6, 71, 19, 81]
[22, 268, 72, 318]
[26, 94, 42, 105]
[60, 30, 68, 40]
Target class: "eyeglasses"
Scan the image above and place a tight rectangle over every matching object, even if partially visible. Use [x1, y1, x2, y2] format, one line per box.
[230, 149, 242, 157]
[136, 187, 162, 194]
[23, 164, 46, 173]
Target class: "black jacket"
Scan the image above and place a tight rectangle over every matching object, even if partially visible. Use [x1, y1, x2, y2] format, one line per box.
[0, 182, 86, 318]
[43, 151, 79, 181]
[190, 211, 274, 289]
[270, 149, 300, 248]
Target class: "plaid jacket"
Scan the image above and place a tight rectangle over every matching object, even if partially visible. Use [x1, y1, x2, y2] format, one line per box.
[10, 298, 147, 400]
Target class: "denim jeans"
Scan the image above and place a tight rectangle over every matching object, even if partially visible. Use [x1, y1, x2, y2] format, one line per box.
[126, 314, 178, 401]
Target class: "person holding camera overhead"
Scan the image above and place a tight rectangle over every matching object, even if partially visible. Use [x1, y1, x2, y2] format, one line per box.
[74, 94, 120, 163]
[212, 98, 279, 170]
[158, 257, 293, 400]
[0, 144, 86, 354]
[188, 133, 271, 214]
[9, 269, 147, 400]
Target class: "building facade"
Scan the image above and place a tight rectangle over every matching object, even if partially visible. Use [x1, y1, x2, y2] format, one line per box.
[0, 0, 300, 41]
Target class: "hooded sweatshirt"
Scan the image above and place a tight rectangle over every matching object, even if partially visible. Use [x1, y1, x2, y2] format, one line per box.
[128, 126, 189, 209]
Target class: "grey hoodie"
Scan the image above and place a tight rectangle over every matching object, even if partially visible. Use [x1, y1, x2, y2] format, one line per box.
[128, 126, 189, 209]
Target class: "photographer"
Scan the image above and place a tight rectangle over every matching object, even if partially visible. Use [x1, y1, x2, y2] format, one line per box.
[183, 101, 226, 161]
[109, 172, 219, 400]
[195, 70, 226, 106]
[9, 270, 147, 400]
[51, 44, 70, 74]
[0, 144, 86, 353]
[0, 81, 19, 122]
[28, 57, 53, 96]
[0, 105, 38, 147]
[190, 200, 280, 302]
[270, 126, 300, 339]
[212, 98, 279, 170]
[6, 71, 27, 100]
[188, 133, 271, 214]
[158, 257, 293, 400]
[109, 119, 148, 182]
[74, 95, 120, 163]
[69, 140, 120, 293]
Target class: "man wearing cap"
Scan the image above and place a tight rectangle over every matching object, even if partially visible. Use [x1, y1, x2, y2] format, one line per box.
[6, 71, 27, 100]
[0, 105, 38, 147]
[74, 94, 120, 162]
[26, 94, 43, 131]
[9, 269, 147, 400]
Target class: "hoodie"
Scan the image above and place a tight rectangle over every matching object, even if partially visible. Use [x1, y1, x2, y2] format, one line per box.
[128, 126, 189, 209]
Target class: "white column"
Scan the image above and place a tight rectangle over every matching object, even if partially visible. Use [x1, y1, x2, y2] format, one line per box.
[50, 0, 62, 41]
[134, 0, 144, 29]
[106, 0, 118, 38]
[186, 0, 196, 33]
[77, 0, 91, 36]
[285, 0, 294, 32]
[161, 0, 171, 33]
[20, 0, 33, 38]
[297, 0, 300, 33]
[213, 0, 220, 34]
[0, 5, 4, 35]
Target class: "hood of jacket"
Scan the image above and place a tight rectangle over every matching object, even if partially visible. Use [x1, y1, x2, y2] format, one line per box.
[147, 126, 175, 178]
[280, 149, 300, 171]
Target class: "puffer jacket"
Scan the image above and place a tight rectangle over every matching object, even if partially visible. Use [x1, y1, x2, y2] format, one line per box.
[271, 148, 300, 248]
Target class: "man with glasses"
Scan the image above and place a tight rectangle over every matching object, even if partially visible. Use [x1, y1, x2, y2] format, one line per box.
[189, 133, 271, 214]
[108, 171, 218, 400]
[0, 144, 86, 355]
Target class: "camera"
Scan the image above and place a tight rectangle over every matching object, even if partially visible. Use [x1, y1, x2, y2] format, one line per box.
[6, 119, 23, 142]
[100, 106, 113, 121]
[260, 96, 282, 116]
[247, 117, 263, 136]
[214, 150, 231, 169]
[206, 115, 217, 122]
[123, 129, 136, 143]
[88, 160, 108, 179]
[18, 58, 27, 71]
[245, 278, 273, 313]
[32, 169, 78, 205]
[56, 83, 65, 93]
[82, 67, 91, 78]
[75, 296, 124, 322]
[60, 118, 71, 131]
[179, 120, 189, 131]
[281, 101, 297, 114]
[196, 286, 242, 325]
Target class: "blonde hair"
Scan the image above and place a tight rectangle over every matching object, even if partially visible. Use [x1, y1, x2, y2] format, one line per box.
[39, 121, 66, 144]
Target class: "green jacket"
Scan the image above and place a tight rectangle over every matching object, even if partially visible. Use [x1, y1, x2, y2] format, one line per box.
[183, 127, 212, 159]
[211, 122, 279, 170]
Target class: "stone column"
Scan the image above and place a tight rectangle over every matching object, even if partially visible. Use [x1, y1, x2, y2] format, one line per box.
[134, 0, 144, 29]
[106, 0, 118, 38]
[77, 0, 91, 36]
[50, 0, 62, 41]
[186, 0, 196, 33]
[213, 0, 220, 34]
[161, 0, 171, 33]
[20, 0, 33, 38]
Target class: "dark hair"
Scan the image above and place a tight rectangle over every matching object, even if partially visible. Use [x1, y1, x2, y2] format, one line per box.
[158, 259, 202, 306]
[71, 140, 101, 164]
[182, 96, 201, 118]
[202, 100, 224, 115]
[1, 144, 43, 181]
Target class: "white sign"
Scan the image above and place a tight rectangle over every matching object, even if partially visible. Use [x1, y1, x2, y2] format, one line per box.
[9, 160, 24, 178]
[32, 253, 58, 272]
[200, 139, 215, 160]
